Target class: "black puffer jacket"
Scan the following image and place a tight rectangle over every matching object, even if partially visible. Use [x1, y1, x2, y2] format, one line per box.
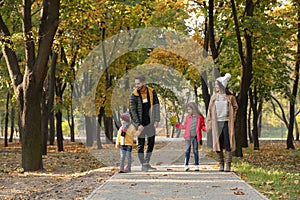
[129, 86, 160, 128]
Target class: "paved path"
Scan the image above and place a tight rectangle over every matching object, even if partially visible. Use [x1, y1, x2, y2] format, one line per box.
[86, 140, 268, 200]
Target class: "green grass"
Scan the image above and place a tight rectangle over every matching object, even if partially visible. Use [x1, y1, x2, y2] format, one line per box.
[207, 141, 300, 200]
[233, 161, 300, 200]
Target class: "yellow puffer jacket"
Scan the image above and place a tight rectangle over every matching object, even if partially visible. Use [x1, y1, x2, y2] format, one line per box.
[116, 124, 140, 146]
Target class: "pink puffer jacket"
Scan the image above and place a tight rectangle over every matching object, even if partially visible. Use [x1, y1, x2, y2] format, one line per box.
[176, 115, 206, 141]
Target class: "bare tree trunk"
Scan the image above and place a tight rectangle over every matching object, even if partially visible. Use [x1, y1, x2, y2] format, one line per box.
[9, 104, 15, 143]
[96, 121, 102, 149]
[231, 0, 255, 156]
[56, 110, 64, 151]
[85, 115, 93, 146]
[67, 104, 75, 142]
[249, 87, 260, 150]
[4, 91, 10, 147]
[48, 50, 57, 145]
[295, 118, 299, 141]
[104, 115, 113, 143]
[258, 107, 262, 137]
[247, 102, 253, 143]
[286, 4, 299, 149]
[97, 107, 104, 149]
[41, 88, 48, 155]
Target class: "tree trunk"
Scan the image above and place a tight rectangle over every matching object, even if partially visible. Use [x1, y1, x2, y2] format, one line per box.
[41, 88, 48, 155]
[21, 86, 44, 171]
[9, 100, 15, 143]
[0, 0, 60, 171]
[48, 50, 57, 145]
[258, 107, 262, 137]
[4, 91, 10, 147]
[247, 102, 253, 143]
[286, 4, 299, 149]
[96, 120, 102, 149]
[55, 110, 64, 151]
[104, 115, 113, 143]
[97, 108, 104, 149]
[208, 0, 219, 61]
[67, 103, 75, 142]
[295, 118, 299, 141]
[231, 0, 255, 156]
[85, 115, 94, 146]
[249, 88, 259, 150]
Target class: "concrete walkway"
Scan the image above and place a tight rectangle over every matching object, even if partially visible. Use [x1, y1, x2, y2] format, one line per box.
[86, 140, 268, 200]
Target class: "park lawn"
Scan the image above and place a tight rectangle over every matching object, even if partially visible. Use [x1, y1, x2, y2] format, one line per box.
[232, 141, 300, 200]
[0, 139, 169, 199]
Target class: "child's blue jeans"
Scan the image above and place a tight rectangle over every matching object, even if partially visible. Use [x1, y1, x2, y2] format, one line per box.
[120, 145, 132, 169]
[185, 136, 199, 165]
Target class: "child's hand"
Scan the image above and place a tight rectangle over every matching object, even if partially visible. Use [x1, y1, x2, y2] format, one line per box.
[115, 144, 120, 149]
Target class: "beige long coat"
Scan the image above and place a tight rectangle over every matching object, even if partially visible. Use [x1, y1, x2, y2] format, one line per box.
[206, 94, 238, 152]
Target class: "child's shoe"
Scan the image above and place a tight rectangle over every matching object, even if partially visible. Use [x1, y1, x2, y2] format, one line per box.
[184, 165, 189, 171]
[195, 165, 199, 171]
[125, 167, 131, 173]
[119, 168, 125, 173]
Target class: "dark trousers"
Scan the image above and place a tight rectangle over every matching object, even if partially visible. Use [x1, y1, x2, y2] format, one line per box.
[137, 125, 155, 164]
[218, 121, 231, 152]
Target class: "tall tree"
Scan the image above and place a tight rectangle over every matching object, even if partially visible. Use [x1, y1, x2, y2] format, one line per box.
[286, 0, 300, 149]
[0, 0, 60, 171]
[230, 0, 256, 156]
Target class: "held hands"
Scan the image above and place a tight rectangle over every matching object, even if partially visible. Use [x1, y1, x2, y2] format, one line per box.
[154, 121, 159, 128]
[138, 125, 144, 132]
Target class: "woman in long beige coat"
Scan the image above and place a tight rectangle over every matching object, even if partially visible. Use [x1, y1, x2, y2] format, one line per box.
[206, 73, 238, 172]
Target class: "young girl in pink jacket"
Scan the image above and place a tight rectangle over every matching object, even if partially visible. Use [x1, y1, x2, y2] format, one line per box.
[175, 102, 206, 171]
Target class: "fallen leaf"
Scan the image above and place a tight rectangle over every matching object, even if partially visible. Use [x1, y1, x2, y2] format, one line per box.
[211, 185, 220, 188]
[130, 183, 137, 186]
[234, 191, 245, 195]
[266, 180, 274, 185]
[155, 162, 163, 165]
[212, 164, 219, 169]
[97, 178, 104, 183]
[230, 187, 238, 190]
[294, 180, 299, 185]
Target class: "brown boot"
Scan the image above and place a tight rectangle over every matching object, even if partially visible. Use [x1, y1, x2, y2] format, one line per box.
[216, 151, 224, 171]
[225, 151, 232, 172]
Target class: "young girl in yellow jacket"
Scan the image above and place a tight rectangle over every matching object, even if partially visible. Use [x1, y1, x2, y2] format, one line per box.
[115, 112, 140, 173]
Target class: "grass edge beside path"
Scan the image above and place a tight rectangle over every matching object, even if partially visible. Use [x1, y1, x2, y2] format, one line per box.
[228, 141, 300, 200]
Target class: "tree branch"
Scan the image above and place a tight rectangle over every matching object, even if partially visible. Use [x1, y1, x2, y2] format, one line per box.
[34, 0, 60, 85]
[270, 95, 289, 128]
[23, 0, 35, 70]
[230, 0, 246, 67]
[208, 0, 218, 60]
[0, 14, 23, 90]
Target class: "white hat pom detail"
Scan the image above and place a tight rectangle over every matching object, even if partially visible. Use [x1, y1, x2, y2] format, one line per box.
[216, 73, 231, 88]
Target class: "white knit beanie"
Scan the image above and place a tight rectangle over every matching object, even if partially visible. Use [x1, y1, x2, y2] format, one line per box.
[216, 73, 231, 88]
